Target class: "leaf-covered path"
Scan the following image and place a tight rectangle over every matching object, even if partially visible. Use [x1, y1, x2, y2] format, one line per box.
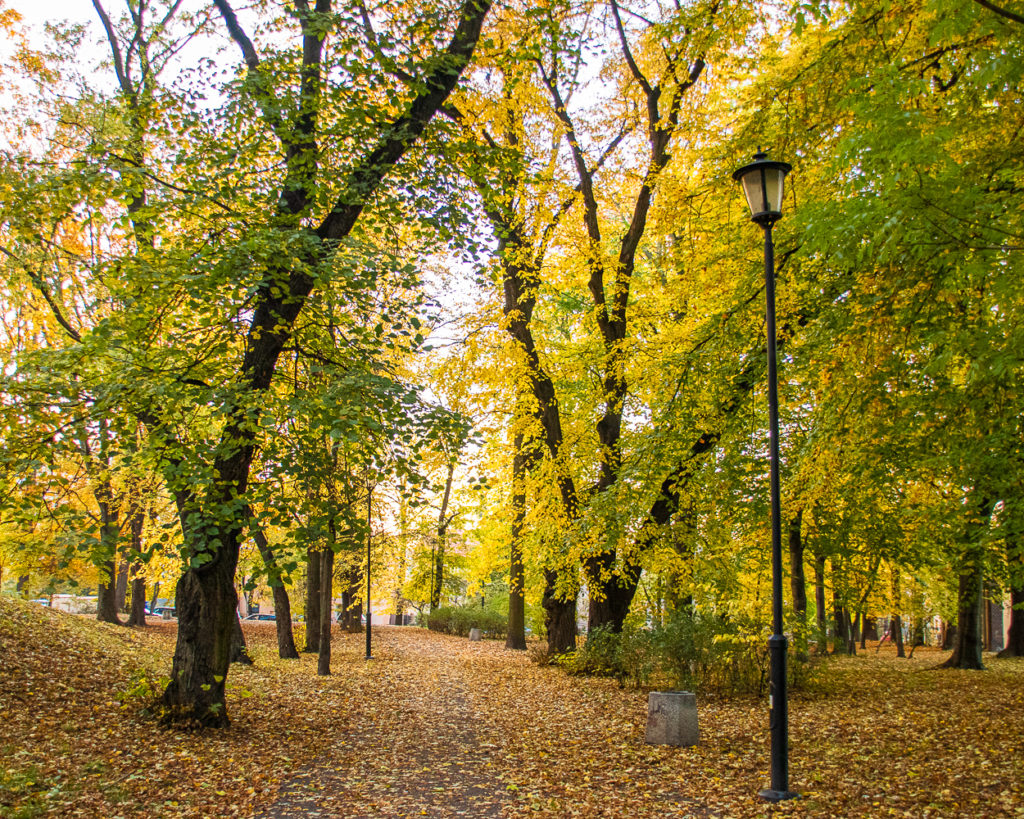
[255, 630, 508, 817]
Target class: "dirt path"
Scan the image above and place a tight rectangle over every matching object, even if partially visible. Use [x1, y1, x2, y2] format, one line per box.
[254, 629, 508, 818]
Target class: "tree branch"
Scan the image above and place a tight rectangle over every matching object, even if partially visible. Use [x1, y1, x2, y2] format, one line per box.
[973, 0, 1024, 25]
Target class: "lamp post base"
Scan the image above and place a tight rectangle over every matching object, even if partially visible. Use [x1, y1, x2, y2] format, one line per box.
[759, 788, 799, 803]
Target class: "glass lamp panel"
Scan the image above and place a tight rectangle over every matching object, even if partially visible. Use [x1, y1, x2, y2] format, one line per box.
[741, 171, 766, 218]
[763, 168, 786, 213]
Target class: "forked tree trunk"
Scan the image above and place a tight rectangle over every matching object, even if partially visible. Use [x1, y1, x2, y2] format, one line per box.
[506, 435, 528, 651]
[305, 546, 321, 653]
[431, 462, 456, 610]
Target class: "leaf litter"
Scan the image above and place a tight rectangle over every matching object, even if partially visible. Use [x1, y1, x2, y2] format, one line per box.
[1, 595, 1023, 817]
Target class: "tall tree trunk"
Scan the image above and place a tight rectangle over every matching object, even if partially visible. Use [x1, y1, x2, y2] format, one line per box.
[430, 462, 455, 611]
[998, 534, 1023, 657]
[832, 577, 849, 655]
[393, 492, 409, 625]
[845, 610, 858, 655]
[154, 0, 491, 726]
[317, 546, 334, 676]
[305, 545, 321, 653]
[892, 569, 905, 657]
[115, 560, 130, 612]
[788, 510, 808, 659]
[159, 527, 241, 727]
[96, 556, 121, 625]
[245, 506, 299, 659]
[813, 548, 827, 652]
[127, 575, 148, 627]
[506, 434, 528, 650]
[149, 581, 160, 610]
[943, 494, 992, 670]
[340, 566, 362, 632]
[998, 588, 1024, 658]
[126, 508, 147, 627]
[230, 612, 254, 665]
[542, 567, 576, 654]
[943, 572, 985, 669]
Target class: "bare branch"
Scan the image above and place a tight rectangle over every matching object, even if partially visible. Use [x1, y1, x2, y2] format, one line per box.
[212, 0, 259, 69]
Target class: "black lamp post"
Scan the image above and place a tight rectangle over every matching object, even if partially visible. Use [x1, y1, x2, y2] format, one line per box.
[732, 150, 798, 803]
[365, 482, 373, 661]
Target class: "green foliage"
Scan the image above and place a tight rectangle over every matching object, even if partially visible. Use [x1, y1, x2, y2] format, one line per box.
[114, 667, 170, 715]
[426, 604, 507, 639]
[556, 612, 814, 697]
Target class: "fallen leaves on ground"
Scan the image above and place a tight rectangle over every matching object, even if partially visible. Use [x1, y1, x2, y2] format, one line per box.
[1, 595, 1022, 818]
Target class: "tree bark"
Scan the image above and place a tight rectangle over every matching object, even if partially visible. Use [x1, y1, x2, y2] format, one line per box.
[115, 560, 130, 612]
[506, 434, 528, 650]
[788, 510, 808, 658]
[813, 548, 827, 651]
[340, 566, 362, 632]
[230, 611, 254, 665]
[430, 461, 455, 610]
[305, 545, 321, 653]
[317, 546, 334, 676]
[942, 494, 992, 670]
[998, 535, 1023, 658]
[542, 567, 576, 654]
[998, 587, 1024, 657]
[125, 509, 148, 627]
[96, 556, 122, 625]
[127, 575, 148, 627]
[943, 571, 985, 669]
[245, 506, 299, 659]
[159, 536, 241, 727]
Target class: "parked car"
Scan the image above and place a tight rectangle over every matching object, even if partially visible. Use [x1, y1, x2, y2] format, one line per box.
[242, 613, 276, 622]
[152, 605, 177, 618]
[29, 598, 50, 607]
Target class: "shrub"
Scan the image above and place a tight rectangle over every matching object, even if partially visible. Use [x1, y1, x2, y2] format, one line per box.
[427, 604, 507, 639]
[551, 610, 811, 697]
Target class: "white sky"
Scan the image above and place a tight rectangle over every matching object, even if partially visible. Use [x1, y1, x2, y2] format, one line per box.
[10, 0, 97, 31]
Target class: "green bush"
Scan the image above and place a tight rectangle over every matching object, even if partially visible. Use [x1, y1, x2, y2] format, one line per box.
[553, 610, 809, 697]
[427, 604, 507, 639]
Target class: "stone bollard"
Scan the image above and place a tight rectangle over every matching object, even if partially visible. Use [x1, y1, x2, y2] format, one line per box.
[469, 628, 482, 641]
[645, 691, 698, 746]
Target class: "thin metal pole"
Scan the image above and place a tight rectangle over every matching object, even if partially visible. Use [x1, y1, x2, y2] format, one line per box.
[760, 222, 796, 802]
[365, 484, 372, 660]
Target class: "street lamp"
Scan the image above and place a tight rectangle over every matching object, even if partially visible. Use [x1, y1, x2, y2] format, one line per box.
[732, 150, 798, 803]
[365, 482, 373, 661]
